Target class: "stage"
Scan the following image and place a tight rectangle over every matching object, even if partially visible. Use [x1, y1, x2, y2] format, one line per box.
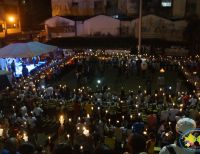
[15, 61, 46, 77]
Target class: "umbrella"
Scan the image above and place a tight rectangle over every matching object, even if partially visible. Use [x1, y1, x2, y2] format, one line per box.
[0, 41, 58, 58]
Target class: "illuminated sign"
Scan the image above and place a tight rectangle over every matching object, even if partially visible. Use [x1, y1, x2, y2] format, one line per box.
[180, 128, 200, 152]
[161, 0, 172, 7]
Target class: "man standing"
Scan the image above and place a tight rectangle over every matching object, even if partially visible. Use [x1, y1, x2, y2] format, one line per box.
[22, 64, 29, 77]
[11, 60, 16, 76]
[159, 118, 197, 154]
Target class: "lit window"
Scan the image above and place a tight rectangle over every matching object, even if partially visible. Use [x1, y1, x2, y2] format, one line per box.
[161, 0, 172, 7]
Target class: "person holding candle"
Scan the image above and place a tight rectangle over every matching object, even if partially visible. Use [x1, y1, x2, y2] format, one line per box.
[146, 132, 156, 154]
[93, 144, 114, 154]
[2, 137, 20, 154]
[132, 116, 144, 135]
[18, 142, 35, 154]
[146, 111, 157, 132]
[53, 143, 74, 154]
[125, 133, 147, 154]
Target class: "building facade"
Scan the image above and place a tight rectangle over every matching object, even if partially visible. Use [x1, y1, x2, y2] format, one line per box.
[186, 0, 200, 17]
[0, 0, 21, 38]
[51, 0, 200, 19]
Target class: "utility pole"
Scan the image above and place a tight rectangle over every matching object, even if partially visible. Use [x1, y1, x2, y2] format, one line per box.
[138, 0, 142, 55]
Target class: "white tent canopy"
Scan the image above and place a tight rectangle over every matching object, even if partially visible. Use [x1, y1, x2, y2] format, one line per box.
[84, 15, 120, 36]
[0, 41, 57, 58]
[45, 16, 76, 38]
[45, 16, 75, 27]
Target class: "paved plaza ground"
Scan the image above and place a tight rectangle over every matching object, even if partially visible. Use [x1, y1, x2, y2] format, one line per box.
[53, 63, 188, 94]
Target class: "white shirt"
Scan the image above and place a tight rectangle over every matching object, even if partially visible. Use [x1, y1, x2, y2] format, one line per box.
[20, 106, 27, 117]
[45, 87, 54, 96]
[159, 144, 195, 154]
[33, 107, 43, 117]
[168, 108, 179, 122]
[189, 98, 197, 107]
[27, 116, 37, 128]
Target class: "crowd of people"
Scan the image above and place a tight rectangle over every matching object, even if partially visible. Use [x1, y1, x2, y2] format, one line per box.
[0, 51, 199, 154]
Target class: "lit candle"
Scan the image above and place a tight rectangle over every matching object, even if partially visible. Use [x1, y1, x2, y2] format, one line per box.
[68, 118, 72, 122]
[59, 115, 64, 126]
[23, 133, 28, 142]
[83, 128, 90, 137]
[0, 128, 3, 137]
[108, 119, 111, 124]
[67, 134, 70, 139]
[165, 132, 169, 137]
[48, 136, 51, 143]
[87, 114, 90, 118]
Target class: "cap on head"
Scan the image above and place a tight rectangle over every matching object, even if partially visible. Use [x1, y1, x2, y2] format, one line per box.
[176, 118, 196, 134]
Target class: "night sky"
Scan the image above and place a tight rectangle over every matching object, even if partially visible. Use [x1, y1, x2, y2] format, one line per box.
[19, 0, 52, 30]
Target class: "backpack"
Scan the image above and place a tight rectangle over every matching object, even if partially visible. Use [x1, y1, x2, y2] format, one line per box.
[166, 145, 200, 154]
[166, 145, 176, 154]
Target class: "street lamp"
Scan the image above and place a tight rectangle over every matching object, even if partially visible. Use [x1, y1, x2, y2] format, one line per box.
[7, 16, 15, 23]
[4, 15, 16, 38]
